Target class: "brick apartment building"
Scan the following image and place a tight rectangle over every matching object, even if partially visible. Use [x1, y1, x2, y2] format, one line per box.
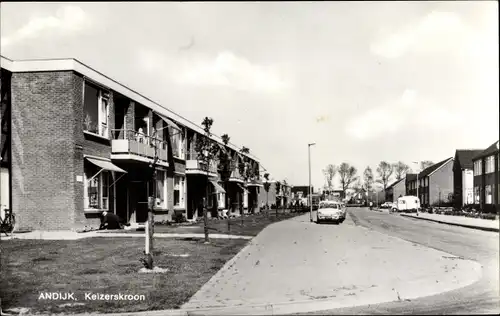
[0, 56, 263, 231]
[406, 157, 454, 207]
[453, 149, 483, 207]
[472, 141, 499, 212]
[258, 180, 292, 209]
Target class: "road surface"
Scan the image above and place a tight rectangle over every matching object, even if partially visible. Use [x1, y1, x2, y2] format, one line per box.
[182, 209, 485, 315]
[297, 207, 500, 315]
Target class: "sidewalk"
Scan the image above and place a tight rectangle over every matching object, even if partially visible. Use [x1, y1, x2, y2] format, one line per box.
[2, 230, 252, 241]
[401, 213, 499, 232]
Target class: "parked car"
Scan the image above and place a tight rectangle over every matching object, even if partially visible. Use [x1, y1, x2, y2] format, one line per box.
[381, 202, 393, 209]
[317, 201, 346, 224]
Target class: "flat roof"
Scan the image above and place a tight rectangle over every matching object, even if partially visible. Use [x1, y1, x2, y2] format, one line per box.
[0, 55, 260, 163]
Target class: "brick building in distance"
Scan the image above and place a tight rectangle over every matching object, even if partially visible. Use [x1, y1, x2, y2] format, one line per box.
[472, 141, 499, 213]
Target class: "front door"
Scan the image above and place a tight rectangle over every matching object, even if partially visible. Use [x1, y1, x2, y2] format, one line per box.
[130, 181, 148, 223]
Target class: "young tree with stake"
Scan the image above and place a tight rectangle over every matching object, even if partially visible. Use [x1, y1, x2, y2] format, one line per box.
[194, 117, 219, 244]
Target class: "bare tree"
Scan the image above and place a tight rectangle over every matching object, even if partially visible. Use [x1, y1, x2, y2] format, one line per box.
[393, 161, 410, 180]
[420, 160, 434, 171]
[376, 161, 393, 190]
[338, 163, 358, 199]
[363, 166, 374, 192]
[322, 164, 337, 193]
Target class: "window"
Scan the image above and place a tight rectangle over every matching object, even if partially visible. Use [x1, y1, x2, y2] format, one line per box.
[83, 82, 109, 138]
[170, 127, 185, 159]
[84, 168, 110, 210]
[218, 192, 225, 209]
[156, 170, 166, 208]
[474, 186, 480, 203]
[485, 156, 495, 174]
[174, 175, 185, 208]
[485, 185, 492, 204]
[474, 160, 482, 176]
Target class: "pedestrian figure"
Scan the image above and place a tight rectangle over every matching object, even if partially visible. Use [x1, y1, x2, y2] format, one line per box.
[99, 211, 123, 230]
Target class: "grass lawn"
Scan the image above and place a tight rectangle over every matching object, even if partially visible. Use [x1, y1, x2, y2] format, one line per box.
[0, 210, 303, 314]
[0, 237, 247, 315]
[104, 209, 304, 236]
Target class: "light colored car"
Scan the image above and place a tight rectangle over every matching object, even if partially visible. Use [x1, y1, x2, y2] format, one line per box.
[317, 201, 346, 224]
[381, 202, 393, 209]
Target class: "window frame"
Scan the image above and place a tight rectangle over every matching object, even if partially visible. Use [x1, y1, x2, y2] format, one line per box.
[173, 175, 186, 208]
[485, 185, 492, 204]
[155, 170, 167, 209]
[98, 91, 110, 138]
[84, 170, 110, 211]
[83, 81, 110, 139]
[485, 156, 495, 174]
[474, 160, 482, 176]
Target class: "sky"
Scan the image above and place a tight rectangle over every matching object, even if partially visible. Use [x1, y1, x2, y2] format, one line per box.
[1, 1, 498, 190]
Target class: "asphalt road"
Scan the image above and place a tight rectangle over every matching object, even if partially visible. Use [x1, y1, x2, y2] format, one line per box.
[297, 207, 500, 315]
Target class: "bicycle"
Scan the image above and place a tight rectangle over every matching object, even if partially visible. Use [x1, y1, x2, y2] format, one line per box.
[0, 208, 15, 237]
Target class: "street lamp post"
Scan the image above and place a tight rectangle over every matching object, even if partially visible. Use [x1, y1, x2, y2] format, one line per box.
[412, 161, 420, 213]
[308, 143, 316, 222]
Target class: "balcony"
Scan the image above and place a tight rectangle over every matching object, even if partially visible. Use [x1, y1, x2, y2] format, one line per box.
[185, 152, 218, 176]
[229, 167, 245, 183]
[111, 129, 168, 167]
[247, 177, 263, 187]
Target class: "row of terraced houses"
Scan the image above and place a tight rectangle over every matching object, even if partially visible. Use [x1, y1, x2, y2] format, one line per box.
[0, 55, 292, 232]
[384, 142, 499, 212]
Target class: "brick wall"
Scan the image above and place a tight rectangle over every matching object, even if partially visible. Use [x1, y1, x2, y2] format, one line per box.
[429, 159, 454, 206]
[393, 180, 406, 202]
[11, 71, 80, 231]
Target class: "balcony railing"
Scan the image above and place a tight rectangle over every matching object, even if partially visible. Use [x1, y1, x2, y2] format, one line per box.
[247, 178, 263, 187]
[111, 129, 168, 162]
[185, 151, 218, 175]
[229, 166, 245, 182]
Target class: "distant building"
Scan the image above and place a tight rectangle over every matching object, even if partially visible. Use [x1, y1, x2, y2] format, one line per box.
[385, 177, 406, 202]
[472, 141, 499, 212]
[406, 157, 454, 207]
[291, 186, 312, 198]
[258, 180, 293, 208]
[453, 149, 483, 207]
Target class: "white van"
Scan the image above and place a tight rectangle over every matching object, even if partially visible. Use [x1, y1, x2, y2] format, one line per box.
[393, 196, 420, 213]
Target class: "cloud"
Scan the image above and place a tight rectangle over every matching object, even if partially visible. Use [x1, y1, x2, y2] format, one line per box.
[370, 11, 479, 59]
[2, 6, 90, 47]
[137, 49, 290, 93]
[345, 89, 465, 140]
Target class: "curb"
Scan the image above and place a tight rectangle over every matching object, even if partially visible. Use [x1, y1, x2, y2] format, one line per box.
[400, 214, 499, 233]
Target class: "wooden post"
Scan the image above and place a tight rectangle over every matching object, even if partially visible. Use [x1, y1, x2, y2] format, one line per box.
[145, 196, 154, 269]
[227, 196, 231, 232]
[203, 196, 209, 243]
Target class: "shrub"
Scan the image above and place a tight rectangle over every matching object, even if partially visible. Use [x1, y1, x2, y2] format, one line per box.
[480, 213, 497, 220]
